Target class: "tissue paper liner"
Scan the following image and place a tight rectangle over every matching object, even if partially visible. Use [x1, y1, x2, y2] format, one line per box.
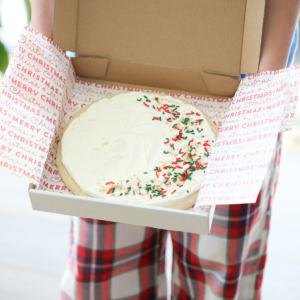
[0, 27, 299, 210]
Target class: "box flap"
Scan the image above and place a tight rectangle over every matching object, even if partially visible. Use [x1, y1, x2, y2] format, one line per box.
[54, 0, 265, 96]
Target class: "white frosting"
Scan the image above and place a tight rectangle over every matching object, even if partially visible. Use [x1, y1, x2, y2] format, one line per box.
[61, 92, 215, 207]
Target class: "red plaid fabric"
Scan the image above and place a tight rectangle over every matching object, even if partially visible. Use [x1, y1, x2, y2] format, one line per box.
[60, 134, 282, 300]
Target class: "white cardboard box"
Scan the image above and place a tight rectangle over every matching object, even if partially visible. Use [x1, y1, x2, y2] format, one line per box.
[29, 184, 216, 234]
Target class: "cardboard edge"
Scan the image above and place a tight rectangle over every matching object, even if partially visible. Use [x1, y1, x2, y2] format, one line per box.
[202, 72, 241, 97]
[28, 189, 213, 234]
[208, 205, 216, 234]
[72, 57, 109, 78]
[240, 0, 266, 74]
[75, 76, 231, 100]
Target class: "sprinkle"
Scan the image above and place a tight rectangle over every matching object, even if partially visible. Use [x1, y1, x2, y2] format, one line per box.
[105, 181, 115, 185]
[171, 190, 177, 194]
[164, 151, 169, 154]
[152, 105, 156, 109]
[133, 191, 135, 195]
[150, 194, 152, 199]
[137, 182, 139, 186]
[144, 172, 148, 174]
[181, 152, 186, 157]
[143, 102, 149, 107]
[204, 147, 208, 152]
[107, 187, 114, 194]
[186, 112, 194, 115]
[126, 180, 129, 183]
[164, 140, 170, 144]
[137, 98, 142, 101]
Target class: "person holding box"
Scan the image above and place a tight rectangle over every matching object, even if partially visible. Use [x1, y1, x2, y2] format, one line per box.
[30, 0, 300, 299]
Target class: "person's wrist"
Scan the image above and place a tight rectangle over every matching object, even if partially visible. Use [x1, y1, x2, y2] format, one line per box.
[258, 56, 288, 72]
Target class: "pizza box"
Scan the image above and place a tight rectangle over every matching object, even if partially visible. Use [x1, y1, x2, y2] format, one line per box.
[7, 0, 267, 234]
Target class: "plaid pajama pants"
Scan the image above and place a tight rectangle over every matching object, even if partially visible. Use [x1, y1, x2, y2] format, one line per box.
[60, 134, 282, 300]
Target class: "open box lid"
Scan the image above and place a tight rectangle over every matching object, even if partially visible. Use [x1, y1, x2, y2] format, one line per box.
[53, 0, 265, 97]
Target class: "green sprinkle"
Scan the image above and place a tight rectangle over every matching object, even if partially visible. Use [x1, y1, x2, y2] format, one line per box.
[187, 190, 189, 193]
[212, 140, 215, 142]
[125, 192, 129, 195]
[151, 180, 154, 183]
[144, 172, 148, 174]
[137, 98, 142, 101]
[164, 151, 169, 154]
[146, 99, 151, 102]
[172, 123, 177, 128]
[159, 117, 161, 121]
[168, 173, 172, 176]
[204, 153, 210, 157]
[153, 105, 156, 109]
[164, 179, 168, 184]
[120, 193, 123, 196]
[172, 144, 175, 150]
[186, 177, 192, 181]
[126, 180, 129, 183]
[188, 141, 191, 146]
[166, 138, 169, 141]
[162, 195, 167, 197]
[133, 191, 135, 195]
[144, 95, 148, 99]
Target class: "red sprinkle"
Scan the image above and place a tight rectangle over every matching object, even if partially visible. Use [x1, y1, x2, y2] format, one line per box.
[190, 139, 194, 143]
[137, 182, 139, 186]
[186, 112, 194, 115]
[153, 117, 160, 120]
[204, 147, 208, 152]
[127, 186, 131, 190]
[181, 152, 186, 157]
[196, 112, 201, 116]
[107, 187, 114, 194]
[179, 148, 182, 153]
[174, 127, 182, 131]
[164, 140, 169, 144]
[157, 107, 161, 112]
[143, 102, 149, 107]
[171, 190, 177, 194]
[105, 181, 115, 185]
[150, 194, 152, 199]
[167, 119, 172, 122]
[163, 165, 170, 169]
[176, 166, 183, 169]
[166, 182, 172, 186]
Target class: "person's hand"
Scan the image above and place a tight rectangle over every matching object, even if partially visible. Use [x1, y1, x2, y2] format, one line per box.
[30, 0, 54, 39]
[258, 0, 300, 72]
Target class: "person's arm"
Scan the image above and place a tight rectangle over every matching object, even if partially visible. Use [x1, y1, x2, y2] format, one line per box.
[30, 0, 54, 39]
[259, 0, 300, 71]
